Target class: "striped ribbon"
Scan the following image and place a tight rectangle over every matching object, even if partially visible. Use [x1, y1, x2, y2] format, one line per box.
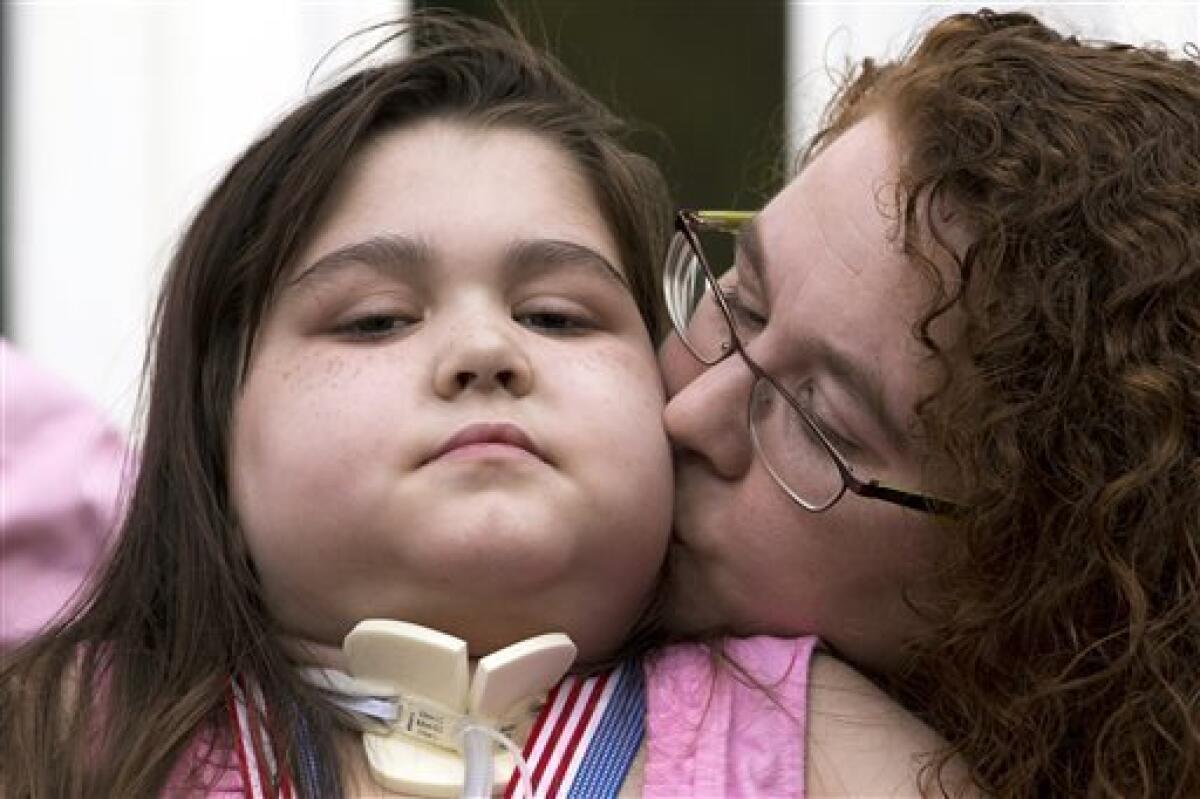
[505, 660, 644, 799]
[228, 676, 294, 799]
[229, 660, 643, 798]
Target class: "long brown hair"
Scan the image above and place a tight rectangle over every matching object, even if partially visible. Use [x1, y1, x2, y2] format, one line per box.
[807, 10, 1200, 797]
[0, 13, 670, 798]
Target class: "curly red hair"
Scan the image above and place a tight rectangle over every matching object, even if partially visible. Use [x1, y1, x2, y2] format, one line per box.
[809, 10, 1200, 797]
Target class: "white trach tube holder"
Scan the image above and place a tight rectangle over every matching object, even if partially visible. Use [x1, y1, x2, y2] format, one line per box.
[334, 619, 577, 797]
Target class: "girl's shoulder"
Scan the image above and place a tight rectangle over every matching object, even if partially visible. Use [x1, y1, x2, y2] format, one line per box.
[643, 638, 980, 797]
[805, 652, 979, 796]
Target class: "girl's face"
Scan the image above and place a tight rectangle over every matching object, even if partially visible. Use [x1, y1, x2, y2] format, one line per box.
[229, 120, 672, 663]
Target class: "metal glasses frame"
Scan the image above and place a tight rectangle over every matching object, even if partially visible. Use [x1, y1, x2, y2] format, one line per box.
[668, 209, 962, 516]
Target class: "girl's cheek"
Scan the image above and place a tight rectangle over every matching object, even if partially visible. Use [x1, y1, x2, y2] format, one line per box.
[657, 331, 704, 399]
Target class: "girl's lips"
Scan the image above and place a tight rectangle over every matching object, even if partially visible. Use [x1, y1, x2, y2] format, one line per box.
[428, 421, 544, 463]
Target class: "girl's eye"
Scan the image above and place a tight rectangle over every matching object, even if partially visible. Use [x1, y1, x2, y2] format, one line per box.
[515, 310, 593, 335]
[720, 286, 767, 332]
[334, 313, 415, 340]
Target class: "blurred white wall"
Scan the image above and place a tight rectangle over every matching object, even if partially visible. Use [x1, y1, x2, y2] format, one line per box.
[5, 2, 1199, 432]
[788, 3, 1200, 160]
[5, 1, 405, 432]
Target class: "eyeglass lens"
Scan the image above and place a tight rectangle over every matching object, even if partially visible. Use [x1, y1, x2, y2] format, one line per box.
[666, 229, 739, 363]
[749, 378, 845, 510]
[668, 226, 845, 508]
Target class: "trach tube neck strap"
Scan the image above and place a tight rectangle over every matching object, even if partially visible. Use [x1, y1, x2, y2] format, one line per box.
[300, 620, 576, 798]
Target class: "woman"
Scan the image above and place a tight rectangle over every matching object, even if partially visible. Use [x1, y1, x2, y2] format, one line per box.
[658, 9, 1199, 796]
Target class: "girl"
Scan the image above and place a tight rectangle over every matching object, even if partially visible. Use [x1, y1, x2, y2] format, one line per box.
[0, 15, 673, 797]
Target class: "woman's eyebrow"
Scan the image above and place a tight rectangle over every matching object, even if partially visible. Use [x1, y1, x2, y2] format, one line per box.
[804, 338, 908, 453]
[288, 234, 434, 289]
[738, 217, 907, 451]
[736, 217, 770, 294]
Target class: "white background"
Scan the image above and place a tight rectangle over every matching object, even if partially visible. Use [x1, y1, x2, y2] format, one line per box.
[787, 3, 1200, 155]
[5, 0, 406, 430]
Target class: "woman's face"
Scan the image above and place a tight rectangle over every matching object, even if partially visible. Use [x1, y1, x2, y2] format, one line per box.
[660, 114, 961, 672]
[229, 120, 672, 664]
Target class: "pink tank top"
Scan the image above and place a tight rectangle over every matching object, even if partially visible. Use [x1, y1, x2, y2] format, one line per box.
[643, 636, 817, 799]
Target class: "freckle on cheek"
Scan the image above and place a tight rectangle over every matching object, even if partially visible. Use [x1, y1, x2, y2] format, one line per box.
[580, 348, 663, 411]
[290, 357, 345, 390]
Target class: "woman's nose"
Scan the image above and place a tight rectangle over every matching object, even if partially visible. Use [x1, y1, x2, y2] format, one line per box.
[433, 319, 534, 399]
[660, 343, 755, 479]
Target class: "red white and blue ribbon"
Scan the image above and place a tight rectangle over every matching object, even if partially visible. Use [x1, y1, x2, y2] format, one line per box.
[228, 675, 294, 799]
[230, 660, 643, 798]
[505, 659, 644, 799]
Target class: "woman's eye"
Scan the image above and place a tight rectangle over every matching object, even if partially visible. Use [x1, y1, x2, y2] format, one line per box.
[720, 287, 767, 332]
[792, 383, 860, 456]
[334, 313, 414, 340]
[515, 310, 593, 335]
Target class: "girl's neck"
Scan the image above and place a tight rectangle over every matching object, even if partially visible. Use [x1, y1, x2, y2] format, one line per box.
[280, 635, 350, 672]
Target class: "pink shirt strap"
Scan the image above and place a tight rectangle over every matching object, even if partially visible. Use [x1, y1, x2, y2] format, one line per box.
[643, 635, 818, 799]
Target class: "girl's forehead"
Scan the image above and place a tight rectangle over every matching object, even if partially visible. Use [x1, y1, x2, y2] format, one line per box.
[288, 121, 626, 281]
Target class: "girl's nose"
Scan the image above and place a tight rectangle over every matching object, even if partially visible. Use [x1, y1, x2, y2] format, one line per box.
[433, 320, 534, 400]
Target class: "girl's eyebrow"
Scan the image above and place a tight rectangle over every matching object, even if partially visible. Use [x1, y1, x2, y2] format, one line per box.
[289, 234, 434, 289]
[286, 234, 626, 290]
[503, 239, 628, 288]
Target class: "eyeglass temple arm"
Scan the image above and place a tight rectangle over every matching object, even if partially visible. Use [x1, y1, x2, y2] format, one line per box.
[856, 479, 963, 517]
[683, 210, 755, 234]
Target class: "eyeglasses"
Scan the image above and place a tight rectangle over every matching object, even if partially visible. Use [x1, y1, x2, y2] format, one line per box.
[664, 209, 960, 516]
